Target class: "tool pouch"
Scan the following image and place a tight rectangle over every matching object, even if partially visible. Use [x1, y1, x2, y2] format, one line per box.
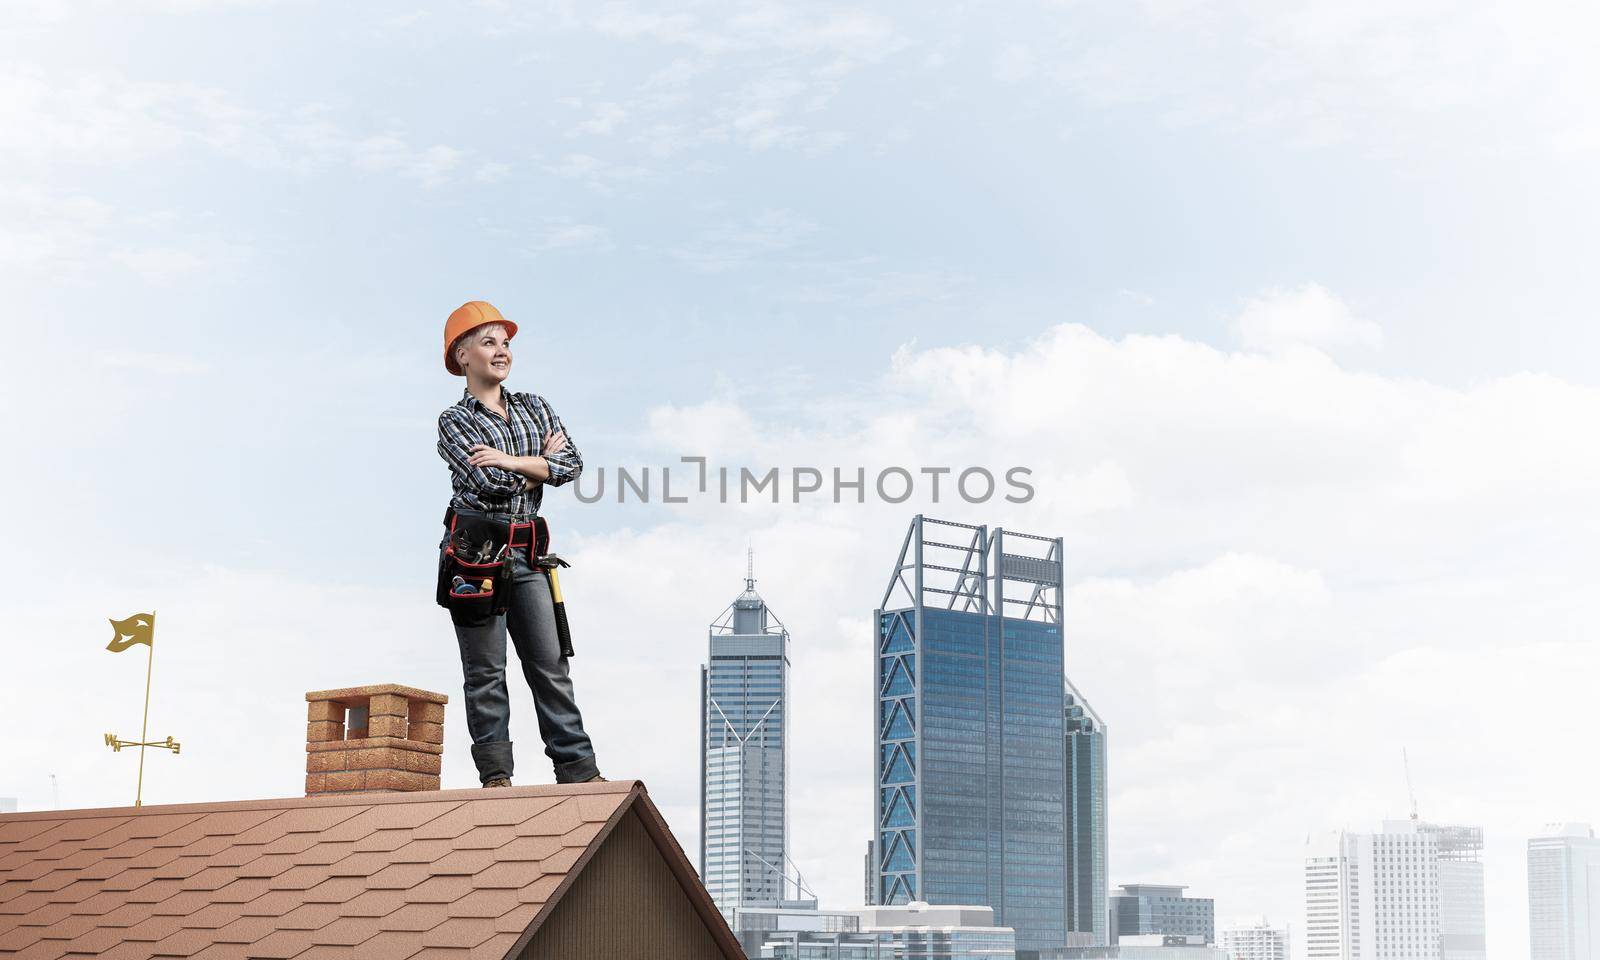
[436, 509, 514, 628]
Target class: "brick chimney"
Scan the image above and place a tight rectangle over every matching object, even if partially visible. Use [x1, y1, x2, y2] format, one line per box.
[305, 684, 448, 795]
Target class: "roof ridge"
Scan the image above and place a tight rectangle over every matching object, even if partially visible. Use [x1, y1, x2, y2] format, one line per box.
[0, 779, 643, 822]
[0, 778, 664, 959]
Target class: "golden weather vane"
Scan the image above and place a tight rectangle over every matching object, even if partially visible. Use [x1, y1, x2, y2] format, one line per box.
[103, 612, 180, 806]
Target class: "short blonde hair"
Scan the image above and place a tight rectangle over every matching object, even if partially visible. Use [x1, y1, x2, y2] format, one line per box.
[452, 322, 511, 373]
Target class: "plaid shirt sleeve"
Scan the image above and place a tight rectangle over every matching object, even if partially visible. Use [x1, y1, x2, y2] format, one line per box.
[533, 394, 583, 487]
[437, 408, 526, 499]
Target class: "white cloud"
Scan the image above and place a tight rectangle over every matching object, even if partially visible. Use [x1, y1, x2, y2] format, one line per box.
[521, 218, 615, 256]
[110, 243, 248, 284]
[382, 9, 430, 29]
[541, 152, 654, 194]
[473, 161, 512, 183]
[0, 185, 249, 285]
[993, 43, 1037, 83]
[573, 102, 630, 137]
[0, 65, 482, 188]
[784, 266, 971, 309]
[0, 69, 235, 168]
[665, 208, 819, 273]
[589, 3, 906, 62]
[1039, 0, 1600, 158]
[91, 351, 212, 375]
[0, 186, 113, 278]
[644, 57, 710, 89]
[548, 3, 910, 156]
[646, 400, 760, 455]
[6, 0, 283, 24]
[590, 7, 723, 53]
[350, 138, 466, 188]
[1233, 282, 1383, 353]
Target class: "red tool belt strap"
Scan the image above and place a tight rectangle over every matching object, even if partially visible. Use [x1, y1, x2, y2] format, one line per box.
[443, 508, 551, 555]
[507, 517, 551, 553]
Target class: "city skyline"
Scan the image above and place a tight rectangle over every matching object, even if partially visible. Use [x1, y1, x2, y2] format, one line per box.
[689, 514, 1538, 960]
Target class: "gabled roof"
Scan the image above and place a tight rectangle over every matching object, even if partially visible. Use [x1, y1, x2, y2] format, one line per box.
[0, 780, 742, 960]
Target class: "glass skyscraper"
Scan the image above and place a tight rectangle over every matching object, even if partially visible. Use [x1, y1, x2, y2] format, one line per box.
[1529, 823, 1600, 960]
[1418, 822, 1486, 960]
[872, 514, 1068, 953]
[1065, 680, 1108, 946]
[702, 556, 792, 922]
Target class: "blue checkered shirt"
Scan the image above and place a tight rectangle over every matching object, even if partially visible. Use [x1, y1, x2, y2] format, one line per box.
[437, 386, 583, 518]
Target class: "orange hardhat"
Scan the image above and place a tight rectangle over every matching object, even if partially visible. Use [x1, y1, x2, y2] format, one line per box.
[443, 301, 519, 376]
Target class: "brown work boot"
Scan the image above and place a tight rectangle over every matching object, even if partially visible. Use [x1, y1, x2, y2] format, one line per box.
[484, 777, 512, 788]
[583, 773, 607, 783]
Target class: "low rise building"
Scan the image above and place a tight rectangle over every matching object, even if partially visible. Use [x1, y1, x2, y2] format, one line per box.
[1043, 933, 1230, 960]
[760, 902, 1018, 959]
[1220, 921, 1289, 960]
[1111, 884, 1216, 944]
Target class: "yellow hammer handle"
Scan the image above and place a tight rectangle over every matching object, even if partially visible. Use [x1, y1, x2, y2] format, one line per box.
[548, 567, 564, 603]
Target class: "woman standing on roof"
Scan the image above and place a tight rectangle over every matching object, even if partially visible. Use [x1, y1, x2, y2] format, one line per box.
[436, 300, 605, 788]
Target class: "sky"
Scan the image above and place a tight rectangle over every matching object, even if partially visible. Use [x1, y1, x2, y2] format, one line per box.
[2, 1, 1598, 957]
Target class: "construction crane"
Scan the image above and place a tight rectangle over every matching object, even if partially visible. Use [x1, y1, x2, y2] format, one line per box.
[1404, 747, 1419, 821]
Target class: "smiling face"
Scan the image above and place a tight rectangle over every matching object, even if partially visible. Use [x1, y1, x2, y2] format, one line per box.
[453, 323, 512, 385]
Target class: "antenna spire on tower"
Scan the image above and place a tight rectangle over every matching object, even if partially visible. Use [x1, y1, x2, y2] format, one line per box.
[746, 543, 755, 590]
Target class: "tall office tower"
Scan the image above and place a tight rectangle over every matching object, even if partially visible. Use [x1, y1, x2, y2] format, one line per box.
[1304, 832, 1357, 960]
[1221, 920, 1289, 960]
[1064, 680, 1109, 946]
[1304, 820, 1480, 960]
[1358, 823, 1440, 960]
[871, 515, 1067, 953]
[701, 555, 793, 922]
[1416, 823, 1485, 960]
[1529, 823, 1600, 960]
[1110, 884, 1215, 944]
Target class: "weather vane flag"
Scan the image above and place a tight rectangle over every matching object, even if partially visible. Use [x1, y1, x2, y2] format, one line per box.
[106, 613, 154, 652]
[104, 611, 180, 806]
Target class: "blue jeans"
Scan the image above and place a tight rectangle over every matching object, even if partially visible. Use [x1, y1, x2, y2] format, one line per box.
[443, 535, 600, 784]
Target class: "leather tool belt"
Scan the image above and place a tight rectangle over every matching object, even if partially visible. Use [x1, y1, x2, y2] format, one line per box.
[435, 507, 552, 627]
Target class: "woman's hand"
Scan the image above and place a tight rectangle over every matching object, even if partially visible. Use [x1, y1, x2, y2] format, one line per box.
[467, 444, 517, 471]
[468, 434, 562, 482]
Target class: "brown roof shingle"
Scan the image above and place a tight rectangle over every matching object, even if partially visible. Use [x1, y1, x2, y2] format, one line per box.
[0, 781, 736, 960]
